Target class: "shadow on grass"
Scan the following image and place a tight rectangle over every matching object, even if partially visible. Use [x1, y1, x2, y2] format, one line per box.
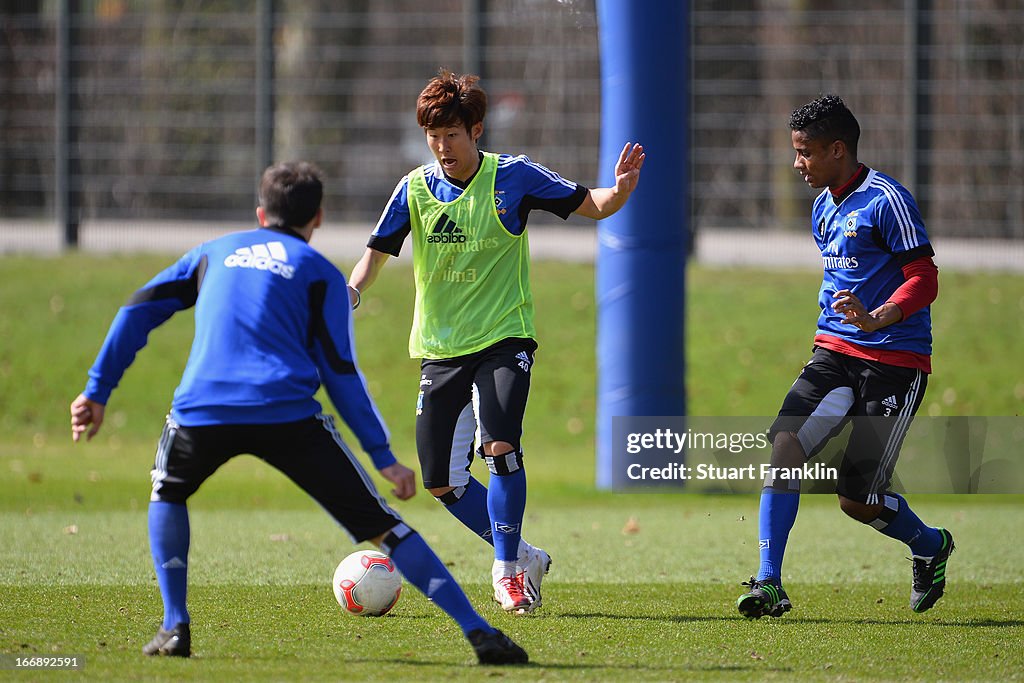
[793, 616, 1024, 628]
[558, 611, 738, 624]
[555, 611, 1024, 628]
[343, 657, 790, 674]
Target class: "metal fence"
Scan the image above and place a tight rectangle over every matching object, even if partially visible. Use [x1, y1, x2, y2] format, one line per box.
[1, 0, 1022, 248]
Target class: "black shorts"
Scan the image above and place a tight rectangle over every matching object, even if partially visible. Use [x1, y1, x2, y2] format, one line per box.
[150, 413, 403, 543]
[769, 346, 928, 501]
[415, 338, 538, 489]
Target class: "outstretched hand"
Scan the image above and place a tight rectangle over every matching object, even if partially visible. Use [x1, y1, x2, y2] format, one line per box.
[379, 462, 417, 501]
[70, 393, 105, 442]
[573, 142, 646, 220]
[613, 142, 645, 196]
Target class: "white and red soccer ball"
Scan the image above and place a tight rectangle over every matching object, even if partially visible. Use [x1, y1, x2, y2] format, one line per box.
[333, 550, 402, 617]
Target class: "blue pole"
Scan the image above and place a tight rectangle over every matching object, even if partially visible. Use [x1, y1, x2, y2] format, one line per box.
[595, 0, 689, 489]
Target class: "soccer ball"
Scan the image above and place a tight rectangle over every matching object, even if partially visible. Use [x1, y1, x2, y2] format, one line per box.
[332, 550, 403, 616]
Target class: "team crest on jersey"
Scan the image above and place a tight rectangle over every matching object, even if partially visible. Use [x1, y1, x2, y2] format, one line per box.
[842, 212, 860, 238]
[494, 190, 507, 215]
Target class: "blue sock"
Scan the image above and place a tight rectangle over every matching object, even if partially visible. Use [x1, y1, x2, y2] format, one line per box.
[148, 501, 191, 629]
[437, 477, 494, 546]
[757, 487, 800, 582]
[869, 493, 944, 556]
[385, 530, 493, 636]
[487, 467, 526, 563]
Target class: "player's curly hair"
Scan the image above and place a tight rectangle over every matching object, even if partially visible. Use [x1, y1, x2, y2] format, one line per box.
[258, 161, 323, 229]
[416, 69, 488, 132]
[789, 94, 860, 157]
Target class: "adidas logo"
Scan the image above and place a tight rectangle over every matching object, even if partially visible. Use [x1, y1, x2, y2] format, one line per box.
[426, 577, 448, 598]
[515, 351, 532, 373]
[161, 556, 187, 570]
[224, 241, 295, 279]
[882, 395, 899, 410]
[426, 213, 467, 243]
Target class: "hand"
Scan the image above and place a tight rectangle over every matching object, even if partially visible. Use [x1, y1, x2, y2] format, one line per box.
[379, 462, 416, 501]
[347, 284, 361, 310]
[832, 290, 900, 333]
[70, 393, 105, 442]
[613, 142, 645, 196]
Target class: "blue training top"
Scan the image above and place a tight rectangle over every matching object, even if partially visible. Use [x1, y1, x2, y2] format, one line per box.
[83, 225, 395, 469]
[812, 166, 934, 356]
[368, 152, 587, 256]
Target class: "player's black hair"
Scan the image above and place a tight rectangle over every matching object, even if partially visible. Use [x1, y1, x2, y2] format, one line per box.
[259, 161, 324, 228]
[789, 94, 860, 157]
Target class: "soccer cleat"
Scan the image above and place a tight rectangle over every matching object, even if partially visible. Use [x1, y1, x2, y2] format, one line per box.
[910, 528, 955, 613]
[517, 546, 552, 612]
[492, 575, 533, 614]
[467, 628, 529, 665]
[737, 577, 792, 619]
[142, 622, 191, 657]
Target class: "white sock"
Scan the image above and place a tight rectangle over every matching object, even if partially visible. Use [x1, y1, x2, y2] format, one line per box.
[492, 559, 517, 580]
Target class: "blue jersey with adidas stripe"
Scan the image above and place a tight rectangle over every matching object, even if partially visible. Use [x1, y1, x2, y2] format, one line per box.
[368, 152, 587, 256]
[812, 167, 934, 355]
[83, 226, 395, 468]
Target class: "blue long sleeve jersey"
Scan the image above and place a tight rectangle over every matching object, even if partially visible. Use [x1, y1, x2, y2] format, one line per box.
[84, 225, 395, 469]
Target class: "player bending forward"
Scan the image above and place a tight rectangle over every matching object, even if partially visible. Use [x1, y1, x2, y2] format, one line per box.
[738, 95, 953, 619]
[349, 70, 644, 614]
[70, 162, 527, 665]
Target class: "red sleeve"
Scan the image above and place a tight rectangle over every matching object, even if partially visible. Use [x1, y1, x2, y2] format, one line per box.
[887, 256, 938, 319]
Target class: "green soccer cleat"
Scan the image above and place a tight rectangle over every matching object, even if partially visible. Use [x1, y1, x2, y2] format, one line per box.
[737, 577, 792, 619]
[910, 528, 955, 613]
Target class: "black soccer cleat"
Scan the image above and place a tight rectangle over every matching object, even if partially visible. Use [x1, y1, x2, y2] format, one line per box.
[468, 628, 529, 665]
[737, 577, 792, 619]
[910, 528, 955, 613]
[142, 622, 191, 657]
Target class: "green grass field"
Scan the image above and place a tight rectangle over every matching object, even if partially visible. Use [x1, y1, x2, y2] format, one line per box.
[1, 254, 1022, 681]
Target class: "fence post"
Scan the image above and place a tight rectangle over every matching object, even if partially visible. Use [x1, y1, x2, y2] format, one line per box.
[256, 0, 275, 173]
[904, 0, 931, 203]
[56, 0, 78, 249]
[462, 0, 485, 80]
